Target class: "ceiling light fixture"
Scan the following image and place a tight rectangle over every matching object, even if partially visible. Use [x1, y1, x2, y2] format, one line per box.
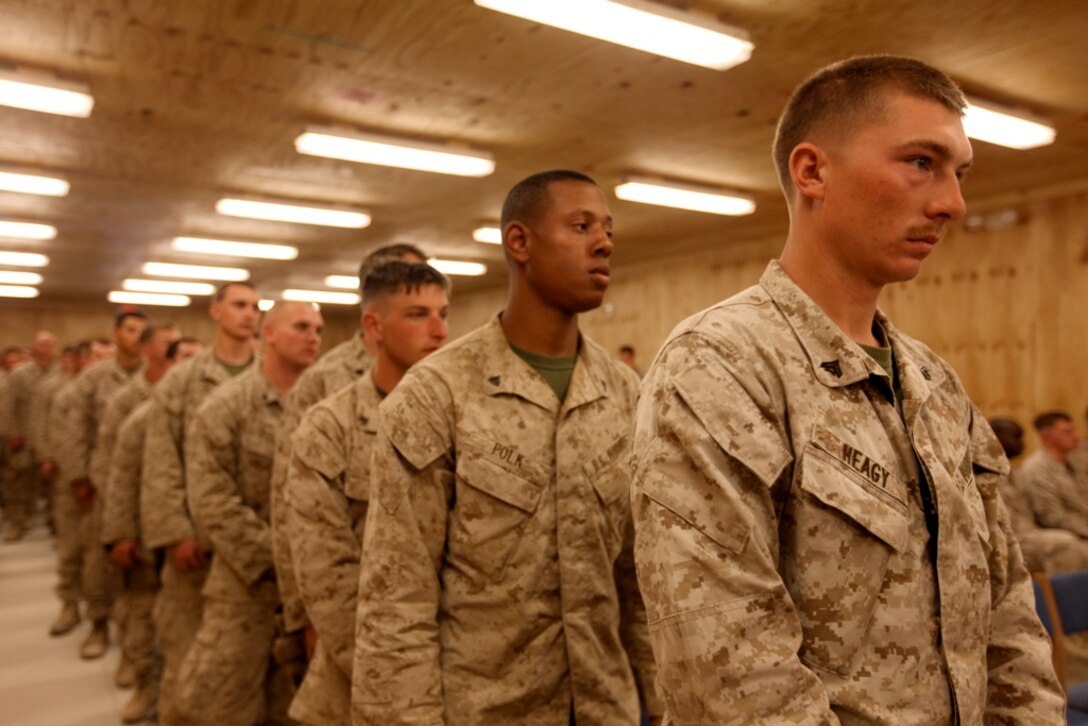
[429, 259, 488, 277]
[296, 127, 495, 177]
[108, 291, 191, 307]
[0, 169, 70, 197]
[0, 68, 95, 117]
[0, 284, 39, 299]
[0, 250, 48, 267]
[0, 270, 43, 285]
[173, 236, 299, 260]
[122, 278, 216, 295]
[258, 299, 276, 312]
[474, 0, 752, 71]
[142, 262, 250, 281]
[472, 226, 502, 245]
[324, 275, 360, 289]
[282, 289, 360, 305]
[0, 219, 57, 240]
[216, 198, 371, 229]
[615, 177, 756, 216]
[963, 98, 1056, 150]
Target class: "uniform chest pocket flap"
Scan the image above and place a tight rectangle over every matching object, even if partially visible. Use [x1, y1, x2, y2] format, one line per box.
[452, 452, 544, 580]
[241, 429, 275, 462]
[343, 431, 374, 502]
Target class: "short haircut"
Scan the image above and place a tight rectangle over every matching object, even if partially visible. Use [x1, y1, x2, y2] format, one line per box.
[501, 169, 598, 229]
[75, 340, 92, 358]
[362, 261, 450, 307]
[1, 346, 18, 357]
[94, 337, 112, 347]
[115, 310, 148, 329]
[61, 345, 77, 355]
[988, 418, 1022, 437]
[139, 323, 178, 345]
[213, 281, 258, 302]
[1033, 411, 1072, 431]
[772, 55, 966, 195]
[358, 244, 429, 289]
[619, 345, 635, 355]
[166, 336, 201, 361]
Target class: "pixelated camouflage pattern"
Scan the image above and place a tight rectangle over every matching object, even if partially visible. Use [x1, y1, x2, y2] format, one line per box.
[48, 378, 82, 603]
[632, 261, 1063, 724]
[272, 333, 371, 633]
[283, 371, 380, 725]
[29, 367, 70, 463]
[155, 559, 208, 725]
[66, 358, 140, 483]
[102, 400, 152, 545]
[1020, 448, 1088, 539]
[999, 470, 1088, 573]
[1, 360, 56, 461]
[353, 314, 659, 725]
[91, 374, 151, 499]
[1071, 439, 1088, 478]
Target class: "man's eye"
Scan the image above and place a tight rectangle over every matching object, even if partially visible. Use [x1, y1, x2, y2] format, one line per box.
[911, 157, 932, 171]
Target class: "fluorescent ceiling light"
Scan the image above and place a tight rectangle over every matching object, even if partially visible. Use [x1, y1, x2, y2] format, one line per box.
[258, 299, 275, 312]
[123, 278, 216, 295]
[324, 275, 359, 289]
[963, 98, 1056, 150]
[0, 284, 39, 299]
[296, 127, 495, 177]
[0, 270, 43, 285]
[430, 259, 488, 277]
[0, 219, 57, 240]
[216, 198, 371, 229]
[475, 0, 752, 71]
[0, 170, 70, 197]
[108, 291, 191, 307]
[282, 289, 360, 305]
[615, 177, 756, 216]
[473, 226, 502, 245]
[0, 250, 48, 267]
[173, 236, 299, 260]
[0, 69, 95, 117]
[142, 262, 250, 281]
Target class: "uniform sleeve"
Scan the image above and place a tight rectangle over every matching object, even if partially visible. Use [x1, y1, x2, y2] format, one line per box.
[141, 394, 196, 550]
[90, 388, 129, 496]
[352, 375, 453, 726]
[615, 512, 663, 716]
[46, 386, 73, 472]
[967, 415, 1065, 720]
[631, 335, 838, 725]
[26, 376, 51, 457]
[186, 397, 273, 585]
[1025, 460, 1088, 538]
[66, 369, 97, 482]
[271, 410, 309, 633]
[102, 409, 145, 544]
[285, 405, 357, 677]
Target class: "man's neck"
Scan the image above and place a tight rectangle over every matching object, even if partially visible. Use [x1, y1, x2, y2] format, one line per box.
[214, 332, 253, 366]
[501, 290, 579, 357]
[779, 238, 882, 346]
[370, 357, 404, 395]
[1043, 444, 1069, 465]
[144, 360, 169, 384]
[261, 355, 302, 394]
[115, 350, 142, 370]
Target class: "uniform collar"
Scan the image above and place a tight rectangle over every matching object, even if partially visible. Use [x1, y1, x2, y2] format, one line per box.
[353, 369, 381, 433]
[347, 333, 372, 376]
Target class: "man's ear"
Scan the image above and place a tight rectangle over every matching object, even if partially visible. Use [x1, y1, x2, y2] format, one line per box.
[362, 309, 382, 344]
[790, 142, 829, 202]
[503, 221, 531, 265]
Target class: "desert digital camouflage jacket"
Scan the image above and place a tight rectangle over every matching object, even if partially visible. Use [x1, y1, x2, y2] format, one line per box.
[102, 399, 153, 547]
[632, 260, 1062, 725]
[353, 314, 659, 725]
[187, 364, 285, 603]
[1, 361, 56, 463]
[28, 368, 70, 463]
[284, 370, 380, 726]
[90, 374, 151, 497]
[273, 333, 371, 633]
[67, 358, 140, 484]
[1020, 447, 1088, 539]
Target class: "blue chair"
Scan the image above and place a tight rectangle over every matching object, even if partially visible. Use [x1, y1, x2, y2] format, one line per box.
[1033, 571, 1088, 725]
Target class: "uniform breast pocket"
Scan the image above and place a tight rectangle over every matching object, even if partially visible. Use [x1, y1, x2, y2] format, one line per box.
[586, 442, 631, 558]
[452, 452, 544, 581]
[240, 430, 275, 514]
[782, 443, 909, 677]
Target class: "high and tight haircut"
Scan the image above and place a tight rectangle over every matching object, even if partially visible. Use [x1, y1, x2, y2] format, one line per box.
[988, 418, 1023, 438]
[362, 261, 450, 308]
[61, 344, 77, 356]
[619, 344, 636, 356]
[115, 309, 149, 329]
[166, 336, 201, 361]
[139, 323, 179, 345]
[772, 55, 967, 196]
[500, 169, 599, 229]
[75, 340, 93, 358]
[357, 244, 429, 291]
[213, 280, 258, 302]
[1033, 411, 1072, 431]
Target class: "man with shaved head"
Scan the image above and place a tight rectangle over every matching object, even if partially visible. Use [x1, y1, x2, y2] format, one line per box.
[175, 301, 322, 725]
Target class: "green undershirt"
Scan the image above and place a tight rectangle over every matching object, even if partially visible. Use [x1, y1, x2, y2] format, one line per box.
[509, 342, 578, 404]
[218, 356, 255, 378]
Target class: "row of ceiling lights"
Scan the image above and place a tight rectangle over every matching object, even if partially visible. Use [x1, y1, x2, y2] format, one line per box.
[0, 1, 1060, 305]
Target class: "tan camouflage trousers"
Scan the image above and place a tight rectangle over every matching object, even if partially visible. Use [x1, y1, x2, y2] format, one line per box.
[155, 559, 207, 726]
[78, 492, 117, 622]
[53, 477, 82, 604]
[2, 455, 36, 532]
[173, 597, 296, 726]
[118, 562, 161, 688]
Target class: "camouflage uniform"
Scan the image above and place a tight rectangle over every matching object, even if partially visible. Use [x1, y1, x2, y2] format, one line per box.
[632, 261, 1063, 724]
[102, 393, 162, 696]
[47, 376, 84, 605]
[142, 348, 250, 723]
[1071, 439, 1088, 478]
[0, 361, 56, 532]
[66, 358, 138, 621]
[272, 333, 370, 639]
[998, 469, 1088, 573]
[177, 365, 294, 726]
[283, 371, 380, 725]
[353, 315, 659, 725]
[29, 367, 71, 529]
[1020, 447, 1088, 539]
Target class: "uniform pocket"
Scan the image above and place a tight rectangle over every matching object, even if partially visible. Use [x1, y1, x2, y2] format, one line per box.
[452, 452, 543, 580]
[782, 443, 909, 676]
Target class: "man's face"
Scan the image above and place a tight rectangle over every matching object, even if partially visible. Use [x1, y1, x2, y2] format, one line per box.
[1042, 420, 1079, 455]
[211, 285, 261, 342]
[520, 180, 614, 314]
[265, 304, 323, 370]
[90, 341, 114, 363]
[31, 335, 56, 366]
[60, 350, 78, 375]
[143, 328, 180, 366]
[114, 316, 147, 357]
[995, 426, 1024, 459]
[3, 350, 24, 370]
[369, 285, 449, 372]
[817, 91, 971, 287]
[174, 341, 204, 364]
